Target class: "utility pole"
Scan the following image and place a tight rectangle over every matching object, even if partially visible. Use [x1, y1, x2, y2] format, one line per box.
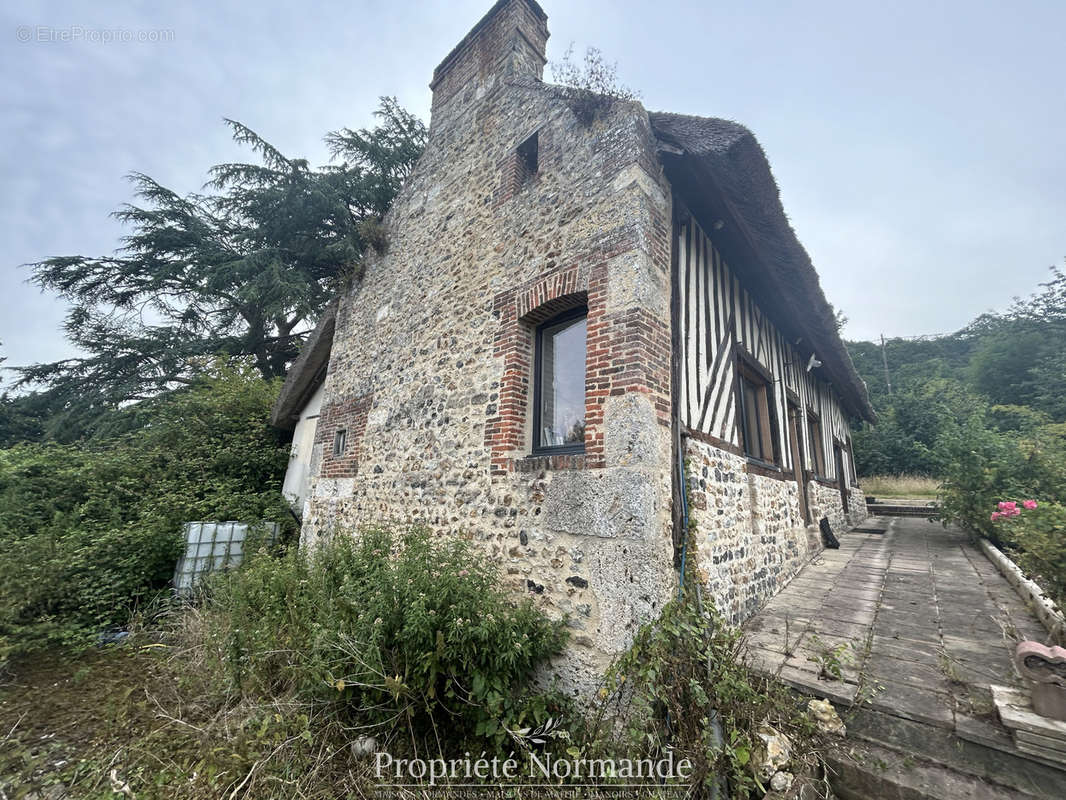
[880, 334, 893, 396]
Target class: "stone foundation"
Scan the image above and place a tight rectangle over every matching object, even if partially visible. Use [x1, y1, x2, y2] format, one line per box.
[686, 437, 866, 624]
[810, 477, 868, 533]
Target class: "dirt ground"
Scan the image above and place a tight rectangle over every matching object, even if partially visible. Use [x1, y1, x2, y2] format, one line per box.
[0, 645, 169, 799]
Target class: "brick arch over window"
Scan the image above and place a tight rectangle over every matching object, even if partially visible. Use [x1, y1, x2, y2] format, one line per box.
[486, 261, 671, 476]
[487, 267, 599, 474]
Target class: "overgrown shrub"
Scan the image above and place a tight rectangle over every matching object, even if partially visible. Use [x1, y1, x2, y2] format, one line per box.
[198, 526, 569, 750]
[0, 362, 291, 659]
[177, 529, 825, 797]
[550, 45, 640, 125]
[990, 501, 1066, 610]
[937, 416, 1066, 609]
[937, 418, 1066, 543]
[576, 551, 824, 797]
[4, 521, 833, 797]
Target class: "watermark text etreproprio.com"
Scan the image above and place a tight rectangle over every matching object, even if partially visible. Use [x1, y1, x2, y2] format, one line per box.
[16, 25, 175, 44]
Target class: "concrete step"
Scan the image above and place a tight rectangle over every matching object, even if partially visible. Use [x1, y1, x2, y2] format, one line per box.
[827, 739, 1025, 800]
[866, 502, 939, 518]
[842, 706, 1066, 799]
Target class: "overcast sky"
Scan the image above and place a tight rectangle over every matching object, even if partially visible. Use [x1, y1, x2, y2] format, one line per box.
[2, 0, 1063, 377]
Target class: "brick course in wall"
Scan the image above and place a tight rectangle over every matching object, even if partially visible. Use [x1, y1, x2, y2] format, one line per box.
[315, 394, 373, 479]
[295, 0, 868, 697]
[301, 0, 678, 697]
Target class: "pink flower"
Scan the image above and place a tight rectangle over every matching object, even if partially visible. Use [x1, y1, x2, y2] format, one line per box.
[991, 512, 1001, 521]
[1009, 507, 1022, 516]
[998, 501, 1018, 512]
[1023, 500, 1038, 510]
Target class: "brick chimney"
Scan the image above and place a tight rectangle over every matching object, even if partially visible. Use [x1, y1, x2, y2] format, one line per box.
[429, 0, 549, 116]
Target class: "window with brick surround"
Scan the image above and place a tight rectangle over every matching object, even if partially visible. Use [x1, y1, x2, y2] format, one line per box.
[332, 428, 347, 457]
[737, 359, 780, 465]
[532, 306, 586, 454]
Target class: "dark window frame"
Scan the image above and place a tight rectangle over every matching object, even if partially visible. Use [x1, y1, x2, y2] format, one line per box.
[806, 411, 825, 477]
[531, 305, 588, 456]
[845, 435, 859, 486]
[332, 428, 347, 457]
[736, 354, 781, 467]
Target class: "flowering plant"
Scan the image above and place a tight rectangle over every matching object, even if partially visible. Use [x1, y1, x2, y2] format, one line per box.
[990, 499, 1066, 610]
[990, 499, 1037, 521]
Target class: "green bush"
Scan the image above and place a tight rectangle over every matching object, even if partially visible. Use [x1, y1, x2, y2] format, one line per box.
[198, 526, 569, 750]
[937, 419, 1066, 543]
[0, 362, 292, 659]
[937, 416, 1066, 609]
[992, 501, 1066, 610]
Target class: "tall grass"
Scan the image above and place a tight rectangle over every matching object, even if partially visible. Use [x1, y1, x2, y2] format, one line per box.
[859, 474, 941, 499]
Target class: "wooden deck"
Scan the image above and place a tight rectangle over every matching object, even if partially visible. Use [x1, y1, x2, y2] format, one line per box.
[742, 516, 1065, 798]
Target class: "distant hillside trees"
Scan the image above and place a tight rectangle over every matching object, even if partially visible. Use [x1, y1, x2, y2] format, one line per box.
[847, 264, 1066, 478]
[13, 98, 426, 439]
[968, 267, 1066, 421]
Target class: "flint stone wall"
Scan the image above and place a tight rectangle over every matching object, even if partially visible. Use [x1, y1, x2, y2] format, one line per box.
[810, 479, 868, 534]
[685, 436, 866, 624]
[302, 74, 676, 697]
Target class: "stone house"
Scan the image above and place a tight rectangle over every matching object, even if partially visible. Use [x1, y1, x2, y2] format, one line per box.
[271, 0, 875, 695]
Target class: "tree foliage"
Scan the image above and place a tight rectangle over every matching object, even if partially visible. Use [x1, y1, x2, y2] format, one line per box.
[17, 98, 426, 429]
[848, 263, 1066, 477]
[967, 267, 1066, 421]
[0, 361, 292, 658]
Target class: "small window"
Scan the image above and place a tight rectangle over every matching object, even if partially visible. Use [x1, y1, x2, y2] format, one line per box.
[532, 307, 586, 454]
[516, 132, 539, 184]
[737, 360, 779, 464]
[806, 414, 824, 476]
[333, 428, 347, 457]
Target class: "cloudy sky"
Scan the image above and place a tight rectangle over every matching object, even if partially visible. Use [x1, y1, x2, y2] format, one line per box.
[2, 0, 1063, 376]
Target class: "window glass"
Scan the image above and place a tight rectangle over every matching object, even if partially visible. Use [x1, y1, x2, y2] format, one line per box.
[740, 376, 763, 459]
[537, 313, 586, 450]
[807, 416, 824, 475]
[738, 363, 778, 464]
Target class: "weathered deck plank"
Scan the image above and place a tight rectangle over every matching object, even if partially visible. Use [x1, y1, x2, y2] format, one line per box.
[741, 516, 1066, 798]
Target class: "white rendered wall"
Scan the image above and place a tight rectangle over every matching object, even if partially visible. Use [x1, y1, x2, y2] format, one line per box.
[282, 382, 325, 512]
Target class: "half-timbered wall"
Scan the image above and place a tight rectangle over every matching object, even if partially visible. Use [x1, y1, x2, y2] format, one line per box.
[677, 216, 867, 621]
[677, 217, 855, 482]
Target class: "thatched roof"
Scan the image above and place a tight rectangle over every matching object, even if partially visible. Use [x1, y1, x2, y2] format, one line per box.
[649, 112, 875, 423]
[270, 299, 337, 429]
[271, 110, 874, 429]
